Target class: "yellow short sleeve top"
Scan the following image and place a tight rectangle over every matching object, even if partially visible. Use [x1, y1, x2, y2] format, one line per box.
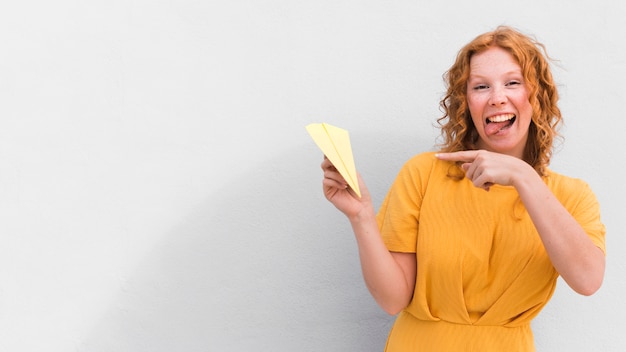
[376, 152, 606, 351]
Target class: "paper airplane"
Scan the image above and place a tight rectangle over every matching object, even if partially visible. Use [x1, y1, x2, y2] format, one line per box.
[306, 123, 361, 198]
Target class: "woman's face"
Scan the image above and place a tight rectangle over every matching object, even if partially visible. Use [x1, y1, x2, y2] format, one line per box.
[466, 46, 533, 159]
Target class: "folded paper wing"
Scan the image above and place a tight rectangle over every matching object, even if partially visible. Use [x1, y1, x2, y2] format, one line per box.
[306, 123, 361, 198]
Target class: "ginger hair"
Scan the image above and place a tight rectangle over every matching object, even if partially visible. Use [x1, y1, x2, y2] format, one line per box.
[436, 26, 562, 176]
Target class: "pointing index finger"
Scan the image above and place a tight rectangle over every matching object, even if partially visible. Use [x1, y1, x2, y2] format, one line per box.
[435, 150, 480, 162]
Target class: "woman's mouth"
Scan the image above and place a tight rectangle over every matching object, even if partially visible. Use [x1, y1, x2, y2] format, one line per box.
[485, 113, 516, 135]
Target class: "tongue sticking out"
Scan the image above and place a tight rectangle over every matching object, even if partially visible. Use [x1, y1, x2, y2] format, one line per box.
[485, 117, 515, 135]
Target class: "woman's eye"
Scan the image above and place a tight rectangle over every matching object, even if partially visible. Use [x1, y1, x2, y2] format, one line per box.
[506, 81, 521, 86]
[473, 84, 488, 90]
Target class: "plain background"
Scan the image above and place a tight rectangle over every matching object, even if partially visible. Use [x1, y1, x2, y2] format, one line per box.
[1, 1, 624, 351]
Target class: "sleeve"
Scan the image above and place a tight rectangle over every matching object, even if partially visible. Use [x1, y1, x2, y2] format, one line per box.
[570, 181, 607, 255]
[376, 153, 434, 253]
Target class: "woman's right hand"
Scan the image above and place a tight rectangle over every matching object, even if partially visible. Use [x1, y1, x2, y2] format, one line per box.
[321, 156, 372, 219]
[321, 156, 416, 315]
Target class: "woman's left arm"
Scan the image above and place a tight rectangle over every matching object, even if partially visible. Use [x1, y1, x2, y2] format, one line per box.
[512, 165, 605, 295]
[437, 150, 605, 295]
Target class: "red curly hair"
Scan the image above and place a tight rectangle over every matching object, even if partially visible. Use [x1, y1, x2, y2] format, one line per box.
[437, 26, 562, 176]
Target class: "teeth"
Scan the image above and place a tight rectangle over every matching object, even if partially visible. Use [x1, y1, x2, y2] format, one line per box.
[488, 114, 515, 123]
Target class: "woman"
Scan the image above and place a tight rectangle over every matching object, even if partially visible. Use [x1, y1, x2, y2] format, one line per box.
[320, 26, 605, 351]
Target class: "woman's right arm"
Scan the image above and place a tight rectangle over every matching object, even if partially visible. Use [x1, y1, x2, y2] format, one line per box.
[322, 157, 416, 315]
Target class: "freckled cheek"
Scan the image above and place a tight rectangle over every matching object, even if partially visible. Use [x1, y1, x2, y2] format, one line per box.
[466, 92, 486, 106]
[466, 96, 484, 123]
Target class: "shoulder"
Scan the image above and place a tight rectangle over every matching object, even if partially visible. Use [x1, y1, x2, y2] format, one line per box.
[544, 169, 593, 194]
[399, 151, 458, 179]
[401, 151, 441, 171]
[544, 169, 600, 211]
[390, 151, 452, 193]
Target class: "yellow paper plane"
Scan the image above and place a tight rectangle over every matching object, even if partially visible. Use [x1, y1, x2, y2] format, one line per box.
[306, 123, 361, 198]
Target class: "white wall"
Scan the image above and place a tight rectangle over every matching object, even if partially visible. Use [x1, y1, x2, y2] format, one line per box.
[0, 1, 624, 351]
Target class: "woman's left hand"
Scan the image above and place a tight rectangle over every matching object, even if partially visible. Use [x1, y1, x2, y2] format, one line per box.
[437, 149, 605, 295]
[435, 150, 534, 191]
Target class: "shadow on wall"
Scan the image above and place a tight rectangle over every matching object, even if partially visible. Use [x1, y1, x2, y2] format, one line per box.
[76, 131, 432, 352]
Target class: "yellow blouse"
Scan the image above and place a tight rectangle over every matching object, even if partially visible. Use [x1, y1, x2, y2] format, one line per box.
[377, 152, 606, 351]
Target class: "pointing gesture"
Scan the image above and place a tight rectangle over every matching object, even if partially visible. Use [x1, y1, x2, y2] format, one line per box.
[436, 150, 534, 191]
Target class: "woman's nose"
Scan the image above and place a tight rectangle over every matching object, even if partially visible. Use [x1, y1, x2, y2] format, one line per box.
[488, 88, 507, 106]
